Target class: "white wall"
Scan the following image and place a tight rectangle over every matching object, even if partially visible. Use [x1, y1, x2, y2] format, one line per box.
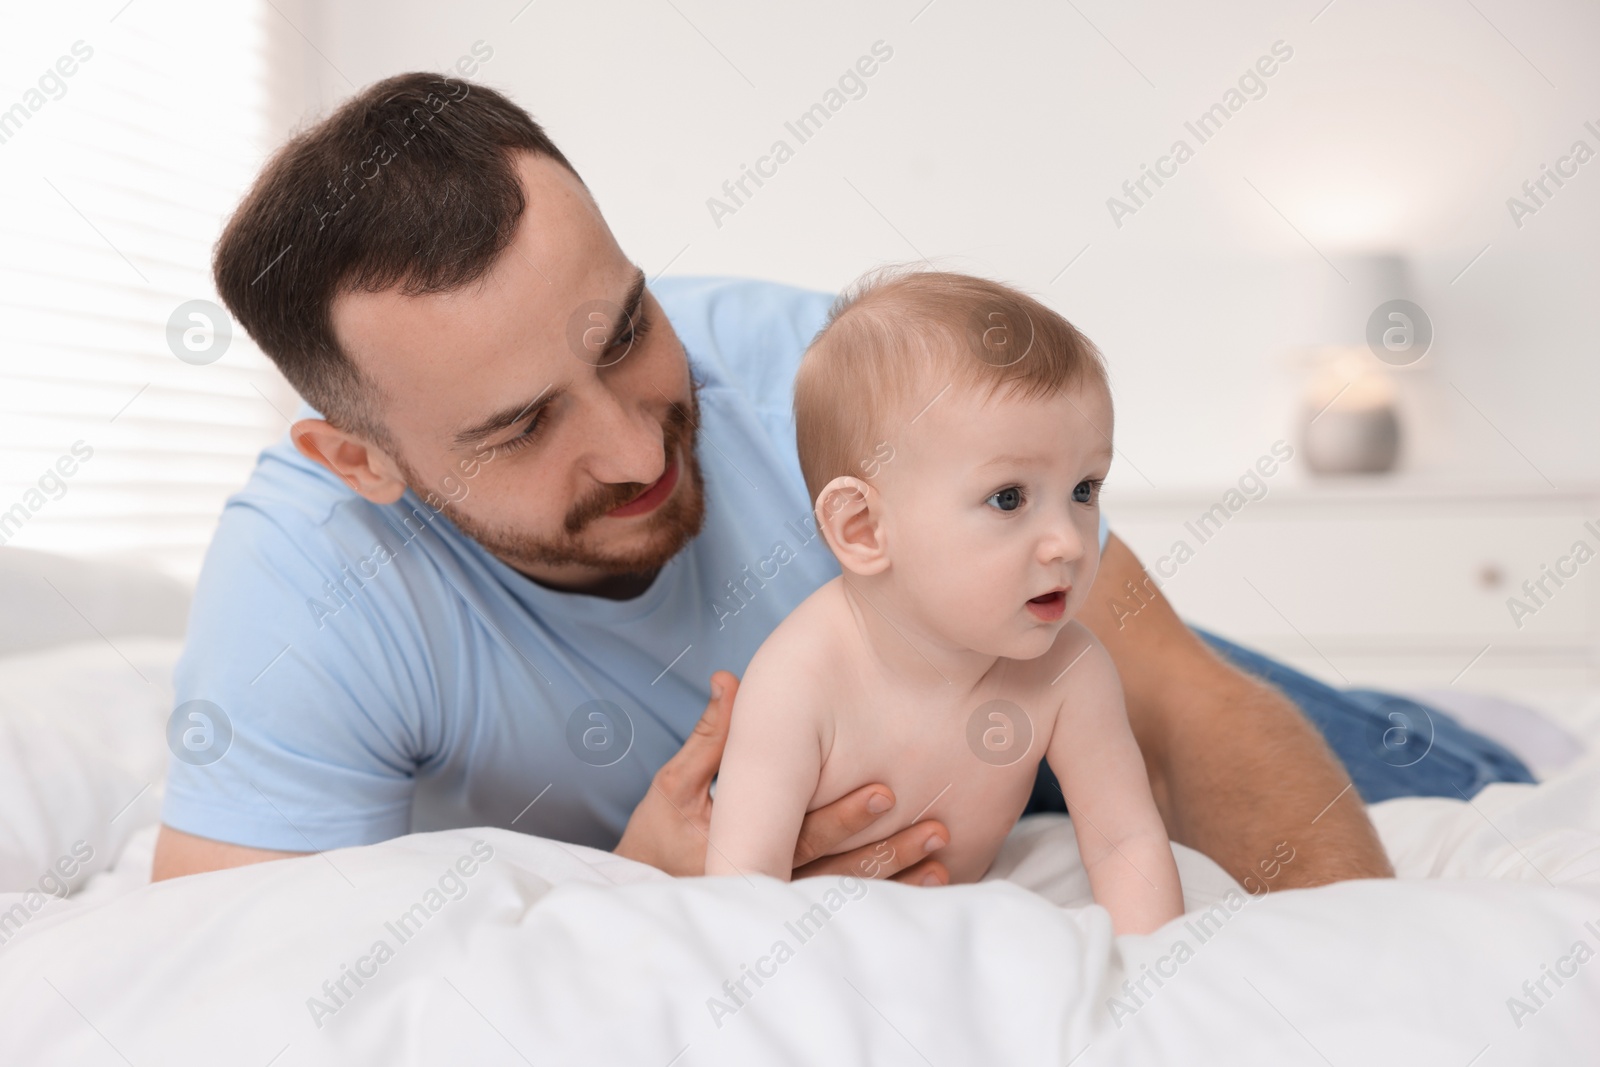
[287, 0, 1599, 491]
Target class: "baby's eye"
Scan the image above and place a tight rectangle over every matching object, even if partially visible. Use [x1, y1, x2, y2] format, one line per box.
[1068, 479, 1107, 505]
[986, 486, 1025, 512]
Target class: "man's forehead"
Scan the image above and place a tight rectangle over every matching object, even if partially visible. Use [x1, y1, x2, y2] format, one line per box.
[332, 157, 615, 339]
[327, 154, 633, 417]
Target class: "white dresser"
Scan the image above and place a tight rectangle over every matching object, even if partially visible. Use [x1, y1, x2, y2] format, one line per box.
[1106, 479, 1600, 699]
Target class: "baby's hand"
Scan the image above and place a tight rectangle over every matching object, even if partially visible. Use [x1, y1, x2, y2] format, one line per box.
[1084, 831, 1184, 937]
[1044, 626, 1185, 935]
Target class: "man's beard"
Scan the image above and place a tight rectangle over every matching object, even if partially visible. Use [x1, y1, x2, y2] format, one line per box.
[400, 376, 708, 580]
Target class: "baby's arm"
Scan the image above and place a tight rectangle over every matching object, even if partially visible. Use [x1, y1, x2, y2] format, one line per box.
[1045, 623, 1185, 936]
[703, 644, 826, 881]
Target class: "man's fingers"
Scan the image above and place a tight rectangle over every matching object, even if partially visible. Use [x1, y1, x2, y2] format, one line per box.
[888, 856, 950, 887]
[657, 670, 738, 795]
[791, 782, 897, 868]
[793, 818, 949, 881]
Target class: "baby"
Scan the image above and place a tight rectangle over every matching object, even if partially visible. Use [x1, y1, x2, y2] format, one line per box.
[704, 269, 1184, 936]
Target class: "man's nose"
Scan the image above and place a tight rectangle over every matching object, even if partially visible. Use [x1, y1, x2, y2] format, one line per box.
[586, 386, 670, 485]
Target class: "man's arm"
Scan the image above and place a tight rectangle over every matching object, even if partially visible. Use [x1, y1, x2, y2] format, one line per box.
[155, 671, 952, 885]
[1077, 534, 1394, 888]
[151, 826, 306, 881]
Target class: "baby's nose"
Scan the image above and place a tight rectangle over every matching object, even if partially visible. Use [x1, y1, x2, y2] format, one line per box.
[1039, 519, 1085, 563]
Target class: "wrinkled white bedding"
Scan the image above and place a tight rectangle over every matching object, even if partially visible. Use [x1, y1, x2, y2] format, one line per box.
[2, 640, 1599, 1065]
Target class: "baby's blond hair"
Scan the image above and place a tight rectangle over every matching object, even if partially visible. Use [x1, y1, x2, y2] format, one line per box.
[794, 267, 1109, 510]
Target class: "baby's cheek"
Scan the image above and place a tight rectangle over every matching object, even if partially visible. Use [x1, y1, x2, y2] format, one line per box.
[948, 575, 1008, 641]
[1076, 546, 1102, 591]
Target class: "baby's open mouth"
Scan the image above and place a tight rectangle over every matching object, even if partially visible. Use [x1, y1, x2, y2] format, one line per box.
[1025, 589, 1067, 620]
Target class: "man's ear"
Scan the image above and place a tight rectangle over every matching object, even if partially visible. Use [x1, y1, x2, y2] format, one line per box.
[815, 475, 890, 577]
[291, 418, 409, 505]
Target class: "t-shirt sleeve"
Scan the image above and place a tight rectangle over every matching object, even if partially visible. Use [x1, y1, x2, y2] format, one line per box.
[160, 497, 436, 852]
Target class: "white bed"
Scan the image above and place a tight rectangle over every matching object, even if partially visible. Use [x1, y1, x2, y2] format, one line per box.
[2, 589, 1599, 1063]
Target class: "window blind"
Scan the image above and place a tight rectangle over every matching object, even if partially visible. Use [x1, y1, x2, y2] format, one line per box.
[0, 1, 296, 583]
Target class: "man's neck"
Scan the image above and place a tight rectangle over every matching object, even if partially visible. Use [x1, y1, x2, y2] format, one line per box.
[522, 564, 662, 601]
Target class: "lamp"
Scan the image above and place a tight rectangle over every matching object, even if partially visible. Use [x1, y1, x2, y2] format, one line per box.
[1301, 346, 1401, 474]
[1293, 253, 1425, 476]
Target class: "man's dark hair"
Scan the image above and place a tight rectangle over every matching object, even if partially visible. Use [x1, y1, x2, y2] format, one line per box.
[213, 71, 580, 445]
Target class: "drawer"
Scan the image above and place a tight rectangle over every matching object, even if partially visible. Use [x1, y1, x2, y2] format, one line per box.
[1110, 513, 1597, 646]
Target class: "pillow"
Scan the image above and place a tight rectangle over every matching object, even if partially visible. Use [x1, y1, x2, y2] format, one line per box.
[0, 547, 191, 657]
[0, 638, 182, 893]
[1404, 687, 1588, 778]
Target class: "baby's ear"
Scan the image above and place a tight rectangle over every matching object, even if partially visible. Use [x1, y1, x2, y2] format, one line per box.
[815, 475, 889, 576]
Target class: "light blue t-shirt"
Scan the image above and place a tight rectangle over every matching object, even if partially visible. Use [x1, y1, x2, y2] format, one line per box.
[161, 277, 1112, 852]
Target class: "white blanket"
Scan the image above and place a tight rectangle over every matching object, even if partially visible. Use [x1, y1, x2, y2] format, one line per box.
[2, 640, 1599, 1064]
[1, 759, 1598, 1065]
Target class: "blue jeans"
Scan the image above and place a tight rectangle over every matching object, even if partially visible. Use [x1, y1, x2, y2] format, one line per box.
[1023, 625, 1538, 817]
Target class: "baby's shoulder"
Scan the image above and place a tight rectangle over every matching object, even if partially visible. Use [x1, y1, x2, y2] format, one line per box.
[733, 581, 859, 752]
[744, 577, 860, 689]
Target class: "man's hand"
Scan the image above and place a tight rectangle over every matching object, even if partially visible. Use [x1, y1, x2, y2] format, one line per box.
[615, 670, 951, 885]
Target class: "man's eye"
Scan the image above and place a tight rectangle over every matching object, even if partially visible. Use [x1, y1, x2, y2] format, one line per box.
[496, 415, 545, 455]
[610, 310, 653, 352]
[986, 486, 1025, 512]
[1073, 479, 1104, 504]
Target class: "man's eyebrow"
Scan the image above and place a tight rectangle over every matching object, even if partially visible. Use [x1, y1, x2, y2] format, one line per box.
[587, 267, 648, 369]
[612, 267, 647, 345]
[453, 382, 560, 447]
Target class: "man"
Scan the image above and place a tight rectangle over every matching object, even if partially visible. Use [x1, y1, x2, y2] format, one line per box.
[152, 72, 1534, 886]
